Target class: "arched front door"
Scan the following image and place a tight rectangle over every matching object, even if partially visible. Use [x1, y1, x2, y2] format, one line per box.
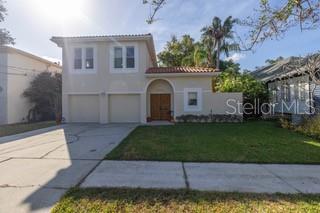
[146, 79, 174, 121]
[151, 94, 171, 120]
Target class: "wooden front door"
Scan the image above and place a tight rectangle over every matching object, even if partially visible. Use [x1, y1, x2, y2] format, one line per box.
[151, 94, 171, 120]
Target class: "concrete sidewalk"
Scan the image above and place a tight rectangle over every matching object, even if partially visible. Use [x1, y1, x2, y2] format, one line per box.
[81, 160, 320, 194]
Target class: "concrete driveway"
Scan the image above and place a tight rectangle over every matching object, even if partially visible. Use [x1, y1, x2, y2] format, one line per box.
[0, 123, 137, 213]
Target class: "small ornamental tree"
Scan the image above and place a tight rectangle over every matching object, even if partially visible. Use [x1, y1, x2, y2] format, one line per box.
[23, 72, 62, 122]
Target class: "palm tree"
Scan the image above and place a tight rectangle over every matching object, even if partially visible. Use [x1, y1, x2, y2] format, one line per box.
[201, 16, 239, 70]
[193, 43, 208, 67]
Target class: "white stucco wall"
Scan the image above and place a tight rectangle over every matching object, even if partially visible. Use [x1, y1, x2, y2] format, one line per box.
[174, 91, 243, 116]
[0, 53, 8, 125]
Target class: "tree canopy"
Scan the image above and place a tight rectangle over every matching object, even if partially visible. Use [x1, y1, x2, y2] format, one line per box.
[157, 20, 240, 70]
[215, 68, 268, 103]
[23, 72, 62, 122]
[0, 0, 14, 45]
[157, 35, 196, 67]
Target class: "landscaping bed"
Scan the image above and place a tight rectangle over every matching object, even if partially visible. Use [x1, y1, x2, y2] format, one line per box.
[106, 121, 320, 163]
[0, 121, 56, 137]
[52, 188, 320, 213]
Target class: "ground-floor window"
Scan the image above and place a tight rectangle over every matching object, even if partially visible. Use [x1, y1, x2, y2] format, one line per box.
[298, 81, 307, 101]
[184, 88, 202, 111]
[281, 84, 291, 102]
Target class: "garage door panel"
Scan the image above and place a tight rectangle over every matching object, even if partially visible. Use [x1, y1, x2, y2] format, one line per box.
[109, 95, 140, 123]
[69, 95, 99, 123]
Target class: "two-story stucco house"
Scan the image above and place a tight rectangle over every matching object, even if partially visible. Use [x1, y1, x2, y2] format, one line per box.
[51, 34, 242, 123]
[0, 46, 62, 125]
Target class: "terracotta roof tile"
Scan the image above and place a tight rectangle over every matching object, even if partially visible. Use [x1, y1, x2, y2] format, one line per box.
[51, 34, 152, 40]
[146, 67, 217, 74]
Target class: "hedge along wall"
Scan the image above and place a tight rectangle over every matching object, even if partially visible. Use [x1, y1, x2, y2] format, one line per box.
[175, 92, 243, 123]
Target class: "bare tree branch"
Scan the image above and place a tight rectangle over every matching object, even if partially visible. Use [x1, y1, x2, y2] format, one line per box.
[143, 0, 166, 24]
[240, 0, 320, 50]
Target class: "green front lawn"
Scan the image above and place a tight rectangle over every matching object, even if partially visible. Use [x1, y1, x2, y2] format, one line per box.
[0, 121, 56, 137]
[106, 121, 320, 163]
[52, 188, 320, 213]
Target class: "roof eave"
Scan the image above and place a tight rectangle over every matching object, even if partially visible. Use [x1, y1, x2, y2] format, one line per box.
[0, 46, 62, 69]
[145, 72, 220, 77]
[51, 35, 153, 46]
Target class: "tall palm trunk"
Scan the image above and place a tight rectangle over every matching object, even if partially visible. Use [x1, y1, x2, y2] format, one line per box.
[207, 47, 212, 67]
[216, 40, 221, 70]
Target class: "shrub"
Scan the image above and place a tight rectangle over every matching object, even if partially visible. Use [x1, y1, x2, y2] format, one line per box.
[279, 117, 293, 129]
[279, 115, 320, 139]
[175, 114, 242, 123]
[296, 115, 320, 139]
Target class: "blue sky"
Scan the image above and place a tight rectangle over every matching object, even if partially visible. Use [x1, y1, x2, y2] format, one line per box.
[2, 0, 320, 70]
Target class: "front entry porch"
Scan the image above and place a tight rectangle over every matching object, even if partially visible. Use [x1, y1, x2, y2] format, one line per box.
[146, 79, 174, 122]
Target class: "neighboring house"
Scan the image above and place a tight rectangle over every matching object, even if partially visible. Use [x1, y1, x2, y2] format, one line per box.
[51, 34, 242, 123]
[252, 56, 320, 115]
[0, 46, 62, 125]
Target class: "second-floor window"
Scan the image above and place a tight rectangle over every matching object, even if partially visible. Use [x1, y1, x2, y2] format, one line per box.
[74, 48, 82, 69]
[85, 48, 94, 69]
[113, 46, 136, 69]
[73, 47, 95, 71]
[114, 47, 123, 68]
[126, 46, 135, 68]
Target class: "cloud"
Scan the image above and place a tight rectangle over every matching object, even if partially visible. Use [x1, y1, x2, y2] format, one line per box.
[225, 53, 246, 62]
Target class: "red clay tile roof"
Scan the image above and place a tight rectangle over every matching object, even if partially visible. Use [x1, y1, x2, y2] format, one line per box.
[146, 67, 217, 74]
[51, 34, 152, 40]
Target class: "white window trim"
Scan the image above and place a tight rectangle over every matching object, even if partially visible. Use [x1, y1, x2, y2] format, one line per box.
[109, 43, 139, 73]
[184, 88, 202, 112]
[70, 45, 97, 74]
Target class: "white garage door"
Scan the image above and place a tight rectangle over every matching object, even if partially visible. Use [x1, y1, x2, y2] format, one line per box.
[69, 95, 100, 122]
[109, 94, 140, 123]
